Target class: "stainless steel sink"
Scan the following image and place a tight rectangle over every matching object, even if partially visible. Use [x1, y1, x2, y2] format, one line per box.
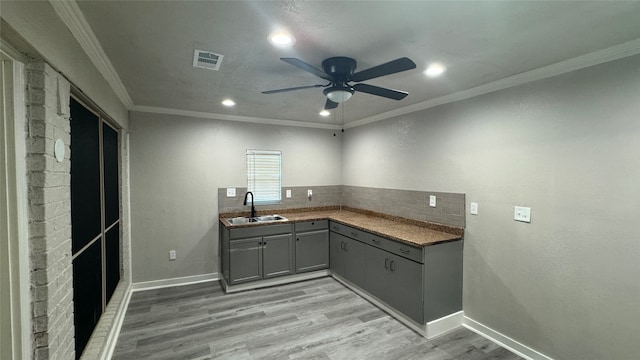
[254, 215, 287, 222]
[226, 217, 256, 225]
[226, 215, 288, 225]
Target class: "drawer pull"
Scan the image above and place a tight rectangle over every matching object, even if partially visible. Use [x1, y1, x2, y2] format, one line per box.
[390, 260, 395, 272]
[311, 222, 315, 225]
[384, 258, 389, 269]
[400, 248, 411, 254]
[372, 239, 381, 245]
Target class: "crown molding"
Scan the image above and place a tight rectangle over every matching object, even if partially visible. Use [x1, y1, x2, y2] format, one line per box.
[49, 0, 134, 108]
[131, 105, 338, 130]
[347, 38, 640, 129]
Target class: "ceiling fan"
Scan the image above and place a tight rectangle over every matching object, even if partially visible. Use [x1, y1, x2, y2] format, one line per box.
[262, 56, 417, 110]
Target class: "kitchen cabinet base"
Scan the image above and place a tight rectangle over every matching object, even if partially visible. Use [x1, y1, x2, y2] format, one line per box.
[221, 269, 330, 293]
[331, 273, 463, 339]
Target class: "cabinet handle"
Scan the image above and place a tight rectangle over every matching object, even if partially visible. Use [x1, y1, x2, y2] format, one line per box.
[351, 231, 359, 237]
[384, 258, 389, 269]
[296, 238, 299, 242]
[311, 222, 315, 225]
[390, 260, 395, 272]
[372, 239, 381, 245]
[400, 248, 410, 254]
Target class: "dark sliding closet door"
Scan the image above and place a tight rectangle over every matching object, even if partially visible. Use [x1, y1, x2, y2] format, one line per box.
[70, 98, 120, 359]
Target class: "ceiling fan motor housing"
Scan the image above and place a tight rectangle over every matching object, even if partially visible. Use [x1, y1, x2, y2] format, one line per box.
[322, 57, 357, 82]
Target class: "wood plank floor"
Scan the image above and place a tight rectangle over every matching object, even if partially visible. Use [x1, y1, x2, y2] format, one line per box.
[113, 277, 523, 360]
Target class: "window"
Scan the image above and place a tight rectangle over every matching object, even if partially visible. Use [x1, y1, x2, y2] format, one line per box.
[247, 149, 282, 204]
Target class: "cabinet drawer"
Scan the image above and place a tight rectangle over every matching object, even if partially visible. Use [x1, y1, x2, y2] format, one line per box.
[366, 233, 423, 263]
[329, 221, 365, 240]
[295, 220, 328, 233]
[230, 223, 293, 239]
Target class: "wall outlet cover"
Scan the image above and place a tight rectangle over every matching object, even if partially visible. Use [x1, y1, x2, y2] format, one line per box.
[286, 189, 292, 198]
[226, 188, 236, 197]
[514, 206, 531, 223]
[470, 202, 478, 215]
[169, 250, 177, 260]
[307, 189, 313, 196]
[429, 195, 437, 207]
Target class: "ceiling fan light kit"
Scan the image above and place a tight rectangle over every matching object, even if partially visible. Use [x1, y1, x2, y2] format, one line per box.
[263, 56, 416, 110]
[324, 87, 353, 103]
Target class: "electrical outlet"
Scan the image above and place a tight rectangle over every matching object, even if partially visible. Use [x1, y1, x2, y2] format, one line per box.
[286, 189, 292, 198]
[169, 250, 176, 260]
[226, 188, 236, 197]
[429, 195, 436, 207]
[514, 206, 531, 223]
[470, 202, 478, 215]
[307, 189, 313, 196]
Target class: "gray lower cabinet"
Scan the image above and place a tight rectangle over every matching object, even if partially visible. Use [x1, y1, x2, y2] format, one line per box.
[330, 232, 366, 289]
[295, 230, 329, 273]
[263, 234, 293, 278]
[229, 237, 262, 284]
[365, 246, 423, 323]
[223, 223, 294, 285]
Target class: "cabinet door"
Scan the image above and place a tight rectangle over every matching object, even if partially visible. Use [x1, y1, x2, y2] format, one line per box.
[329, 232, 346, 277]
[387, 254, 423, 323]
[263, 234, 293, 279]
[229, 237, 262, 284]
[344, 237, 366, 288]
[364, 245, 391, 303]
[296, 230, 329, 273]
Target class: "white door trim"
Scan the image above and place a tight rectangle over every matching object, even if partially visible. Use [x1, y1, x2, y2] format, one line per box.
[1, 46, 32, 360]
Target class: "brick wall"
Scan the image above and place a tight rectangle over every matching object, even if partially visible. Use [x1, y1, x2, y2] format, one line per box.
[26, 61, 75, 359]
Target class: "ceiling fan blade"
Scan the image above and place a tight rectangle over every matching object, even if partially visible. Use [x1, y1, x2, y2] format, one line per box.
[350, 57, 417, 82]
[353, 83, 409, 100]
[324, 98, 339, 110]
[262, 84, 325, 94]
[281, 58, 331, 80]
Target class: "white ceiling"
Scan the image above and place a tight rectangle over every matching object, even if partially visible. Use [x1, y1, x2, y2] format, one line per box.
[72, 1, 640, 127]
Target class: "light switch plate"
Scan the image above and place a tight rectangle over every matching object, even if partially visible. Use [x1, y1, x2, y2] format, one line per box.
[470, 202, 478, 215]
[226, 188, 236, 197]
[169, 250, 176, 261]
[286, 189, 292, 198]
[429, 195, 437, 207]
[514, 206, 531, 223]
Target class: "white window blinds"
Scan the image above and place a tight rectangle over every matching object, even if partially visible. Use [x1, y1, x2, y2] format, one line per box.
[247, 150, 282, 204]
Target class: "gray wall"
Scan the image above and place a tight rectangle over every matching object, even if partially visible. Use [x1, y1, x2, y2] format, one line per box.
[129, 111, 342, 282]
[343, 54, 640, 359]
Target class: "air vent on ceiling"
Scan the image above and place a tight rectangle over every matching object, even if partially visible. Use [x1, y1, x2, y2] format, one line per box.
[193, 49, 224, 71]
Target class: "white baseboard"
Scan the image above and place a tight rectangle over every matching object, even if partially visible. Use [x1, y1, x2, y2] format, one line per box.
[131, 272, 219, 292]
[101, 283, 132, 360]
[427, 310, 464, 339]
[222, 270, 331, 293]
[463, 316, 554, 360]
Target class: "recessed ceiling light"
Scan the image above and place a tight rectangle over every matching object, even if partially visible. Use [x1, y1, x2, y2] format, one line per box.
[319, 110, 331, 117]
[268, 31, 295, 46]
[424, 63, 446, 78]
[221, 99, 236, 107]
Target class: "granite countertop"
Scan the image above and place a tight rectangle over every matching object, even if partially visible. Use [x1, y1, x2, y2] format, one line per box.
[219, 207, 463, 247]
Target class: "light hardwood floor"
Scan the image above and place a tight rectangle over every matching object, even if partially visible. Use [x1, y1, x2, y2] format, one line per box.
[113, 277, 523, 359]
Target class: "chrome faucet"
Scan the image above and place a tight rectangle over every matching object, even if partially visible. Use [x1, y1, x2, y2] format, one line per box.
[243, 191, 256, 219]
